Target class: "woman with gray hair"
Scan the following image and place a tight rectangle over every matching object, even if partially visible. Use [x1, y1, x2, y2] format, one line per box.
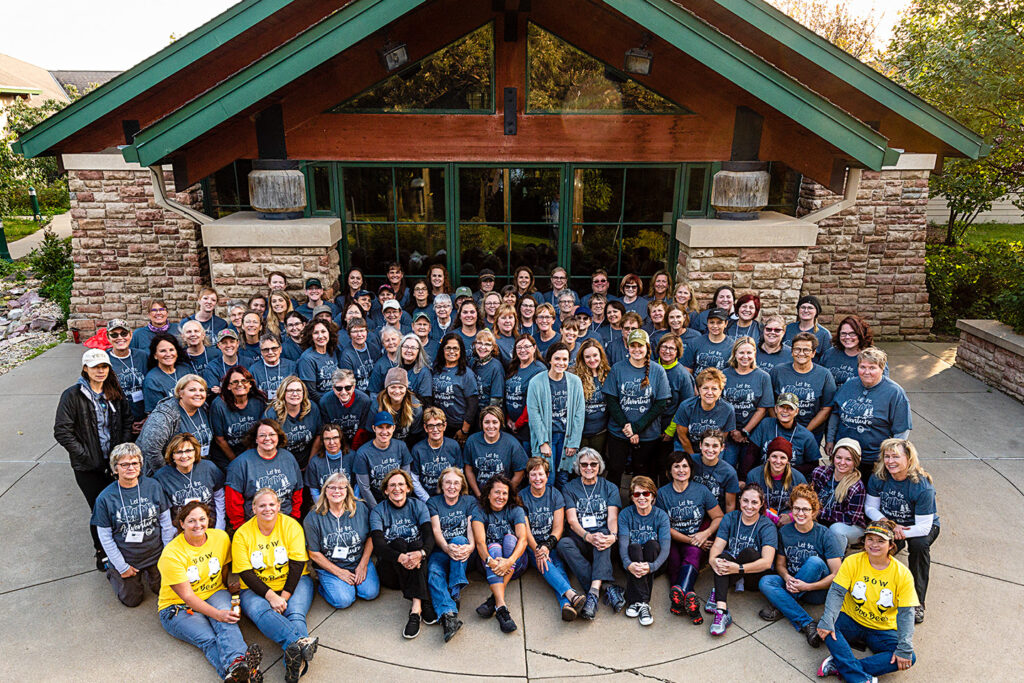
[397, 332, 434, 398]
[136, 374, 213, 475]
[91, 443, 175, 606]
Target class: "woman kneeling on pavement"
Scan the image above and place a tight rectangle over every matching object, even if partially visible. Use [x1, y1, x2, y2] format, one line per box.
[617, 476, 671, 627]
[706, 483, 778, 635]
[758, 485, 843, 648]
[304, 471, 378, 609]
[232, 488, 317, 683]
[816, 519, 917, 682]
[158, 501, 263, 682]
[472, 474, 529, 634]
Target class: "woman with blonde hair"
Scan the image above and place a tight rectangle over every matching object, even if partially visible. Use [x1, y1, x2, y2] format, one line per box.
[426, 466, 477, 642]
[264, 376, 323, 469]
[721, 336, 773, 468]
[647, 270, 673, 303]
[154, 432, 226, 530]
[492, 303, 520, 364]
[304, 471, 378, 609]
[812, 437, 866, 553]
[472, 328, 506, 408]
[376, 367, 424, 444]
[572, 338, 611, 454]
[533, 303, 561, 357]
[266, 290, 295, 338]
[137, 373, 213, 474]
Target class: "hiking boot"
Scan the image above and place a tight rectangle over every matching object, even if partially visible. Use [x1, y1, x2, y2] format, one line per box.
[758, 604, 784, 622]
[669, 585, 686, 615]
[914, 605, 925, 624]
[296, 636, 318, 663]
[803, 623, 822, 648]
[625, 602, 641, 618]
[604, 584, 626, 613]
[476, 595, 496, 618]
[581, 592, 599, 620]
[403, 612, 421, 639]
[817, 655, 838, 677]
[684, 591, 703, 625]
[422, 602, 439, 625]
[283, 642, 303, 683]
[704, 588, 717, 614]
[441, 613, 463, 643]
[637, 602, 653, 627]
[495, 605, 517, 633]
[709, 608, 732, 636]
[224, 656, 250, 683]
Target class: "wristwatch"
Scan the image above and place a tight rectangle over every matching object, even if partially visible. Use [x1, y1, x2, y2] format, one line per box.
[738, 564, 745, 575]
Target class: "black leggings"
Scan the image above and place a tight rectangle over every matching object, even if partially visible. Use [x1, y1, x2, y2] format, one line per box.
[895, 525, 940, 605]
[605, 436, 660, 489]
[712, 548, 767, 606]
[625, 540, 661, 605]
[377, 538, 429, 601]
[74, 468, 111, 553]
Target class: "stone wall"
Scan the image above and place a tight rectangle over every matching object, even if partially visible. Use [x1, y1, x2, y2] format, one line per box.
[955, 320, 1024, 404]
[208, 245, 340, 304]
[67, 166, 207, 334]
[797, 168, 932, 339]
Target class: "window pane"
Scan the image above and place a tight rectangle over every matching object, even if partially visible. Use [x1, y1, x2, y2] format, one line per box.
[397, 225, 447, 278]
[510, 224, 558, 285]
[622, 225, 670, 277]
[396, 168, 446, 222]
[346, 223, 395, 274]
[623, 167, 676, 222]
[573, 168, 623, 223]
[570, 223, 620, 279]
[312, 166, 332, 212]
[509, 168, 561, 223]
[459, 224, 507, 280]
[459, 168, 506, 224]
[685, 165, 708, 214]
[766, 162, 802, 216]
[342, 167, 393, 222]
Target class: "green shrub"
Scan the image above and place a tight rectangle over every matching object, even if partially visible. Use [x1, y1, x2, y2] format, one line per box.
[28, 228, 74, 323]
[0, 183, 70, 216]
[926, 241, 1024, 335]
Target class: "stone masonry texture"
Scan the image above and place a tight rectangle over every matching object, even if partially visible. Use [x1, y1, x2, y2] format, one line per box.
[955, 331, 1024, 403]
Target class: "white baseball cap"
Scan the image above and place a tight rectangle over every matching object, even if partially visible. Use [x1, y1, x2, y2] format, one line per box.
[82, 349, 111, 367]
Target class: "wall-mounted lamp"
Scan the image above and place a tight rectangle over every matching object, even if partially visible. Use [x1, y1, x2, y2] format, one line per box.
[379, 39, 409, 72]
[624, 33, 654, 75]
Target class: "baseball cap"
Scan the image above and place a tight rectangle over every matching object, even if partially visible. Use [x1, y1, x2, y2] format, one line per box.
[382, 300, 401, 311]
[372, 411, 396, 427]
[707, 307, 729, 322]
[412, 311, 431, 323]
[82, 349, 111, 367]
[776, 392, 800, 410]
[479, 269, 495, 280]
[305, 278, 323, 289]
[106, 318, 130, 332]
[454, 286, 473, 299]
[574, 306, 593, 318]
[626, 329, 650, 347]
[216, 328, 239, 342]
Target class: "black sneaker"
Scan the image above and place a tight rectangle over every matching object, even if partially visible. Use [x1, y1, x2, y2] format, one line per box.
[441, 613, 463, 643]
[759, 604, 784, 622]
[669, 585, 686, 615]
[495, 605, 517, 633]
[283, 642, 303, 683]
[580, 592, 599, 620]
[802, 623, 822, 648]
[683, 591, 704, 625]
[476, 595, 496, 618]
[604, 584, 626, 613]
[422, 601, 439, 625]
[403, 612, 422, 639]
[914, 605, 925, 624]
[95, 552, 108, 572]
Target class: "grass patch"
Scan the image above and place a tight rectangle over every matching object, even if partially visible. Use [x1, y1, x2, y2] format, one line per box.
[964, 223, 1024, 245]
[24, 331, 67, 361]
[2, 217, 47, 243]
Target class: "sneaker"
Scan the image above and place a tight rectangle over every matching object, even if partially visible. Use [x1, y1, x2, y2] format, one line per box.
[224, 656, 250, 683]
[476, 595, 496, 618]
[403, 612, 422, 639]
[758, 604, 784, 622]
[561, 601, 578, 622]
[495, 605, 517, 633]
[709, 608, 732, 636]
[625, 602, 641, 618]
[637, 602, 653, 627]
[914, 605, 925, 624]
[283, 642, 303, 683]
[802, 622, 822, 648]
[604, 584, 626, 613]
[95, 552, 108, 572]
[441, 613, 463, 643]
[669, 585, 686, 615]
[704, 589, 717, 614]
[683, 591, 703, 625]
[422, 602, 439, 625]
[817, 655, 838, 677]
[581, 592, 599, 620]
[296, 636, 317, 664]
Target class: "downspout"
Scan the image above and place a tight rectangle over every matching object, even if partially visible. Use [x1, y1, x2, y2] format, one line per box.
[803, 168, 862, 223]
[149, 166, 214, 225]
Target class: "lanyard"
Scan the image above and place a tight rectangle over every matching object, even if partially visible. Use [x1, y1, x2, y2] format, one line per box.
[117, 483, 145, 531]
[181, 408, 209, 445]
[731, 516, 759, 551]
[178, 466, 198, 497]
[111, 353, 141, 378]
[259, 361, 282, 388]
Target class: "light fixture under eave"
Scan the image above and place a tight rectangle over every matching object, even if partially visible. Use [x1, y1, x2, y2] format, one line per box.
[379, 40, 409, 72]
[624, 33, 654, 76]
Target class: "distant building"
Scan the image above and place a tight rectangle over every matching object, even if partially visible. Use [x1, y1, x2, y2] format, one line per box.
[0, 54, 119, 131]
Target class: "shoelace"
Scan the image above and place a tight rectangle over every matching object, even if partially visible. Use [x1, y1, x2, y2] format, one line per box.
[713, 610, 726, 625]
[639, 604, 652, 619]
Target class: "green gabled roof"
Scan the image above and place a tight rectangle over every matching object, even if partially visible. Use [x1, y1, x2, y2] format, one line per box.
[706, 0, 987, 159]
[12, 0, 299, 159]
[605, 0, 900, 169]
[121, 0, 428, 167]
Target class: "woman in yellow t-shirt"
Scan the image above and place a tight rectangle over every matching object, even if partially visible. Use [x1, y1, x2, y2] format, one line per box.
[157, 501, 262, 682]
[815, 520, 918, 682]
[232, 489, 316, 683]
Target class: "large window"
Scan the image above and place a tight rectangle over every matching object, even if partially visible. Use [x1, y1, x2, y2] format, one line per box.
[201, 160, 253, 217]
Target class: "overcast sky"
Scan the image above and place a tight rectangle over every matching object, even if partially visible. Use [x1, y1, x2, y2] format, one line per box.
[4, 0, 913, 71]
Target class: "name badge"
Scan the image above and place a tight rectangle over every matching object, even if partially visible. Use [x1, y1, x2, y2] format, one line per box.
[125, 529, 144, 543]
[184, 497, 200, 504]
[581, 515, 598, 529]
[130, 390, 144, 403]
[200, 444, 210, 458]
[332, 546, 349, 560]
[268, 389, 277, 401]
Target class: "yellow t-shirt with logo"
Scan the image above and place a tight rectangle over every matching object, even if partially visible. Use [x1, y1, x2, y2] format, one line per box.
[156, 528, 231, 612]
[834, 551, 918, 630]
[231, 514, 308, 593]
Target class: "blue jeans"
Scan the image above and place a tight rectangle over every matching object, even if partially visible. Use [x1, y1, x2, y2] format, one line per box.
[485, 534, 527, 585]
[427, 536, 471, 615]
[757, 556, 830, 629]
[526, 547, 573, 607]
[827, 611, 916, 682]
[239, 575, 314, 651]
[316, 562, 380, 609]
[548, 432, 570, 489]
[159, 590, 247, 678]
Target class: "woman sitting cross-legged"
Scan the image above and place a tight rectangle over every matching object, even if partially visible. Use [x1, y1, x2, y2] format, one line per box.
[472, 474, 529, 634]
[617, 476, 671, 627]
[757, 484, 843, 648]
[303, 472, 378, 610]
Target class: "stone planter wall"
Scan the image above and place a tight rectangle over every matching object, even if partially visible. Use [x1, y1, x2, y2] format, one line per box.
[955, 319, 1024, 403]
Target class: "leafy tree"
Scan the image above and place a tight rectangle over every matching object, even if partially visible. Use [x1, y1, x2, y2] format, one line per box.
[889, 0, 1024, 244]
[768, 0, 885, 65]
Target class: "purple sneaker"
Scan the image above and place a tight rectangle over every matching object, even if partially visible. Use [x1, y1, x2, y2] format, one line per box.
[709, 608, 732, 636]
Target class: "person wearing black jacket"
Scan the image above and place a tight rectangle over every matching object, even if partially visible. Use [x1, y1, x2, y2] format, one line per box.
[53, 349, 133, 571]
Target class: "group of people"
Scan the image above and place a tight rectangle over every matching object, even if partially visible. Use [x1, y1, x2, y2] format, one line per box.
[53, 263, 937, 683]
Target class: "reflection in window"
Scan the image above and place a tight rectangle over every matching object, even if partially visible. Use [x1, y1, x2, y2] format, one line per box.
[329, 23, 494, 113]
[202, 159, 253, 218]
[526, 23, 690, 114]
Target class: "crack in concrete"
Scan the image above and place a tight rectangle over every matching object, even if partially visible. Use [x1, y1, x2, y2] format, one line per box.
[0, 462, 36, 500]
[314, 641, 526, 678]
[527, 647, 674, 682]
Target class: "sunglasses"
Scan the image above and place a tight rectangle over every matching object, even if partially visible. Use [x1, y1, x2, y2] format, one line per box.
[334, 384, 354, 392]
[631, 490, 653, 499]
[108, 330, 129, 339]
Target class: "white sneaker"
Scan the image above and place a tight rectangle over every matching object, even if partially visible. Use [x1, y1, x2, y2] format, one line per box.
[637, 603, 653, 626]
[625, 602, 641, 618]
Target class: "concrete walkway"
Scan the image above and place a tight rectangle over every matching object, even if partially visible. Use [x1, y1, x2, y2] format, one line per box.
[1, 341, 1021, 681]
[7, 211, 72, 260]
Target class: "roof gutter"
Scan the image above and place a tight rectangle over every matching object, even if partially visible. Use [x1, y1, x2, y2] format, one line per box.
[803, 168, 862, 224]
[149, 166, 214, 225]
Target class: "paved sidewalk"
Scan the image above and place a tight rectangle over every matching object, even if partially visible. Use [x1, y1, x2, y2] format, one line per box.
[1, 341, 1022, 681]
[7, 211, 72, 260]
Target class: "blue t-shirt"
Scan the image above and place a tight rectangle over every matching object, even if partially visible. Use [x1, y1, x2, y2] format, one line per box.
[722, 367, 774, 428]
[366, 355, 400, 396]
[303, 501, 371, 571]
[109, 350, 147, 419]
[473, 358, 505, 404]
[181, 314, 229, 340]
[746, 465, 808, 513]
[304, 450, 356, 497]
[176, 403, 213, 458]
[370, 498, 431, 543]
[504, 364, 546, 423]
[604, 337, 628, 367]
[748, 418, 822, 467]
[520, 486, 565, 539]
[672, 397, 736, 452]
[463, 432, 528, 488]
[755, 344, 792, 374]
[247, 359, 297, 401]
[297, 348, 341, 401]
[831, 377, 912, 463]
[656, 481, 720, 535]
[579, 372, 608, 436]
[691, 458, 740, 510]
[562, 477, 622, 531]
[353, 439, 413, 502]
[617, 506, 671, 568]
[143, 366, 191, 413]
[727, 320, 763, 345]
[620, 296, 649, 318]
[778, 521, 843, 575]
[661, 362, 697, 429]
[867, 475, 939, 528]
[154, 460, 224, 519]
[281, 337, 304, 362]
[476, 504, 528, 544]
[716, 510, 779, 557]
[318, 389, 372, 442]
[682, 335, 733, 374]
[338, 346, 377, 393]
[265, 403, 322, 469]
[91, 478, 169, 569]
[183, 346, 222, 377]
[770, 363, 837, 437]
[225, 448, 303, 517]
[604, 360, 672, 441]
[783, 322, 832, 356]
[410, 438, 463, 495]
[130, 323, 180, 352]
[495, 335, 516, 365]
[427, 494, 478, 542]
[549, 376, 568, 433]
[210, 397, 264, 461]
[431, 366, 478, 426]
[201, 357, 240, 397]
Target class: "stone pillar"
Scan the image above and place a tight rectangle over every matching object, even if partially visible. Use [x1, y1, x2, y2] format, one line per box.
[798, 155, 934, 340]
[64, 153, 208, 334]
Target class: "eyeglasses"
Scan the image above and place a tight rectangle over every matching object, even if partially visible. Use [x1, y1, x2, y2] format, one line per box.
[108, 330, 129, 339]
[117, 461, 141, 469]
[334, 384, 354, 392]
[551, 275, 566, 281]
[592, 278, 608, 284]
[284, 388, 304, 394]
[623, 284, 637, 289]
[325, 485, 348, 492]
[791, 506, 813, 514]
[172, 448, 196, 456]
[228, 379, 251, 387]
[323, 435, 342, 442]
[764, 327, 784, 333]
[261, 346, 281, 352]
[631, 490, 653, 499]
[425, 423, 445, 431]
[149, 307, 167, 313]
[839, 332, 859, 339]
[256, 434, 277, 441]
[516, 344, 535, 351]
[792, 348, 814, 355]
